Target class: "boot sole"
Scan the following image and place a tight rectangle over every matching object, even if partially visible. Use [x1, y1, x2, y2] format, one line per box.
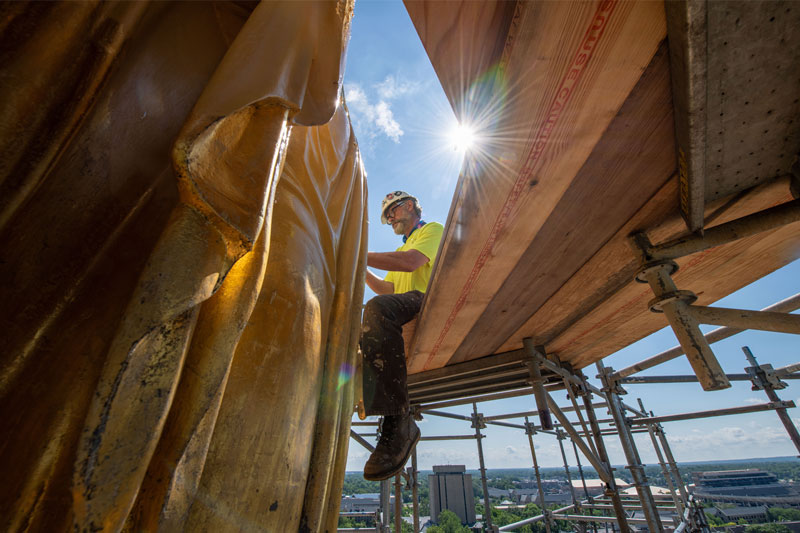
[363, 427, 421, 481]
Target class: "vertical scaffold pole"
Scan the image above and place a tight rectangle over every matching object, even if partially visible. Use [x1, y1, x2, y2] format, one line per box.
[557, 430, 578, 507]
[411, 447, 420, 533]
[380, 478, 391, 533]
[638, 398, 683, 517]
[597, 361, 663, 533]
[557, 430, 586, 533]
[472, 402, 494, 532]
[572, 440, 598, 533]
[394, 474, 402, 533]
[580, 380, 631, 533]
[524, 416, 552, 533]
[743, 346, 800, 453]
[654, 422, 689, 506]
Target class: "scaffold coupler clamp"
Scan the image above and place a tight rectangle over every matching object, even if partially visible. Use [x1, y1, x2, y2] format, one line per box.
[746, 362, 787, 390]
[524, 421, 537, 436]
[572, 373, 591, 398]
[597, 365, 627, 396]
[410, 405, 423, 421]
[471, 411, 486, 431]
[555, 429, 567, 441]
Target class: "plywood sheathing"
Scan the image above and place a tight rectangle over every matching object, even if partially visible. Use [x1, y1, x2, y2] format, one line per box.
[405, 1, 668, 373]
[704, 1, 800, 203]
[668, 0, 800, 231]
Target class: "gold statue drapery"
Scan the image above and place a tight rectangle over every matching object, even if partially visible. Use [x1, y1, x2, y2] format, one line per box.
[0, 2, 364, 531]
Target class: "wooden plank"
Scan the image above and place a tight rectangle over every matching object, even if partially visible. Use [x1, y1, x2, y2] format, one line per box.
[516, 178, 800, 370]
[665, 0, 707, 232]
[408, 0, 667, 373]
[402, 0, 520, 118]
[447, 41, 674, 366]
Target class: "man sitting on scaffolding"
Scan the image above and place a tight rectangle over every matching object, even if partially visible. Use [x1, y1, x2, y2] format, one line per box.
[361, 191, 444, 481]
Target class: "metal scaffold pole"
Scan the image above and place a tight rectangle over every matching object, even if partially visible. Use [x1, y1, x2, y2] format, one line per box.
[556, 429, 578, 504]
[743, 346, 800, 453]
[524, 416, 552, 533]
[637, 398, 684, 519]
[472, 402, 494, 532]
[654, 423, 689, 507]
[580, 380, 631, 533]
[411, 447, 420, 533]
[556, 429, 585, 533]
[572, 440, 598, 533]
[597, 361, 663, 532]
[380, 478, 391, 533]
[394, 474, 402, 533]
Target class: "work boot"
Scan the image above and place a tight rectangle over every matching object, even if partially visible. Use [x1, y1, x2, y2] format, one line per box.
[363, 414, 420, 481]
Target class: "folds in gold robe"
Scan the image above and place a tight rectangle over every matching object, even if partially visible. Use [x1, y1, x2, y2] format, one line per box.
[0, 2, 365, 531]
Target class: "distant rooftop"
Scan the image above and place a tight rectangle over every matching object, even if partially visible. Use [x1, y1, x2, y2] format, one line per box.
[432, 465, 466, 473]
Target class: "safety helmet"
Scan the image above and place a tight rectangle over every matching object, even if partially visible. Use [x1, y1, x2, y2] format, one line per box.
[380, 191, 417, 224]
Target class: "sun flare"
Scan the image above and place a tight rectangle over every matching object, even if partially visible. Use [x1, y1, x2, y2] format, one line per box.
[448, 123, 476, 152]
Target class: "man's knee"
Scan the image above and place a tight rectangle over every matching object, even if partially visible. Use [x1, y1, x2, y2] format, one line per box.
[363, 294, 395, 322]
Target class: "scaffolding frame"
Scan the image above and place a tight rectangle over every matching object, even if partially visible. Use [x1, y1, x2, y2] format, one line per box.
[347, 194, 800, 532]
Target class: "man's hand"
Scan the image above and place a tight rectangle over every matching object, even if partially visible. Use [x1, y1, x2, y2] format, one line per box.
[367, 250, 428, 272]
[366, 270, 394, 295]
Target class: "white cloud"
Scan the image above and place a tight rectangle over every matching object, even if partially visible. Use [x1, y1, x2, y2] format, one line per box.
[664, 424, 790, 461]
[375, 75, 420, 100]
[373, 101, 403, 142]
[345, 84, 368, 107]
[344, 81, 406, 144]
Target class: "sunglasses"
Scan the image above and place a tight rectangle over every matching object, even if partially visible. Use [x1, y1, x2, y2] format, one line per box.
[386, 200, 408, 220]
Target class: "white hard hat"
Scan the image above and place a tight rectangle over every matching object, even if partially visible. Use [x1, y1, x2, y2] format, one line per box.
[380, 191, 417, 224]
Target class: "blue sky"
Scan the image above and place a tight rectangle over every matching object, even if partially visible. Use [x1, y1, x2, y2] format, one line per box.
[342, 0, 800, 472]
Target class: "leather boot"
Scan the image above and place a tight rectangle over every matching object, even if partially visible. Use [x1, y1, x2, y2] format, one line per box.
[363, 414, 420, 481]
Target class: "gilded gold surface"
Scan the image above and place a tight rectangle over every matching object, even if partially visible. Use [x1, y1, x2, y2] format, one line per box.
[1, 1, 362, 531]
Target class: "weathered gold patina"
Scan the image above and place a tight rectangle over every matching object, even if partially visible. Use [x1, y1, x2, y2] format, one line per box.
[0, 1, 364, 531]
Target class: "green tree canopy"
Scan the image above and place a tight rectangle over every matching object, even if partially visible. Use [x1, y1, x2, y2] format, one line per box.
[435, 510, 471, 533]
[745, 524, 791, 533]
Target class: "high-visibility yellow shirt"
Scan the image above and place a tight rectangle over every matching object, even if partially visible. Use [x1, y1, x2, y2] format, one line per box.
[385, 222, 443, 294]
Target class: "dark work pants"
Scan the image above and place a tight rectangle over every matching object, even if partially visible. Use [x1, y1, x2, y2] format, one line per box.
[361, 290, 424, 416]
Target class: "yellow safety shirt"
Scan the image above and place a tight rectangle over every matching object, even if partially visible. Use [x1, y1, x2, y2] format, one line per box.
[385, 222, 444, 294]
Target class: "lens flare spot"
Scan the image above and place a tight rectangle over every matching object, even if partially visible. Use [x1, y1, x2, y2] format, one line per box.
[337, 363, 355, 391]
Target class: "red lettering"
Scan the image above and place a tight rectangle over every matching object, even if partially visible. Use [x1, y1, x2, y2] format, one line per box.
[567, 67, 580, 81]
[592, 14, 606, 31]
[558, 86, 571, 101]
[576, 53, 587, 65]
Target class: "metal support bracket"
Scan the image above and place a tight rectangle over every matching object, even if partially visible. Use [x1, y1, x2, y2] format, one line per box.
[470, 411, 487, 431]
[523, 338, 555, 430]
[597, 365, 627, 396]
[631, 239, 730, 391]
[746, 363, 788, 391]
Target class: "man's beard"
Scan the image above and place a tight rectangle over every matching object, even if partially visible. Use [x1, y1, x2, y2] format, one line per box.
[392, 220, 407, 235]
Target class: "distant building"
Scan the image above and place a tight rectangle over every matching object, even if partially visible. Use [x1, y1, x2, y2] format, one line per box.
[429, 465, 476, 525]
[340, 493, 394, 513]
[487, 487, 510, 499]
[692, 469, 800, 507]
[518, 479, 564, 491]
[571, 478, 631, 497]
[706, 505, 768, 523]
